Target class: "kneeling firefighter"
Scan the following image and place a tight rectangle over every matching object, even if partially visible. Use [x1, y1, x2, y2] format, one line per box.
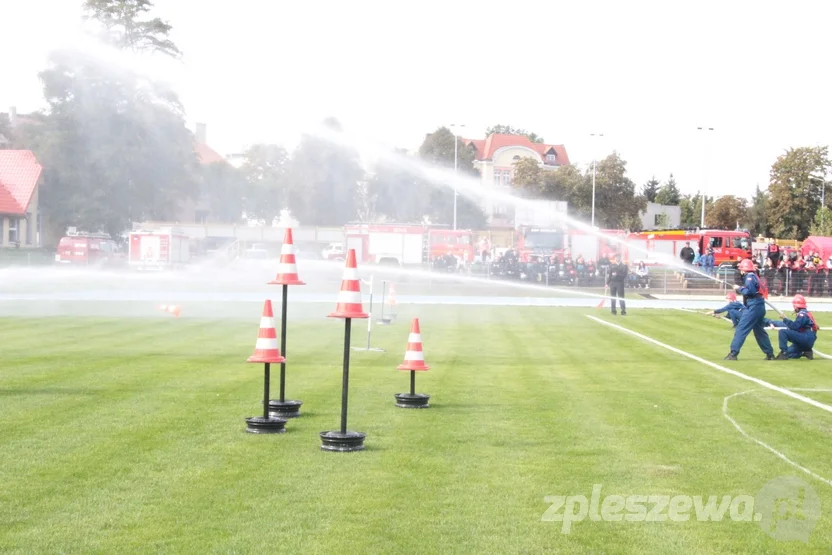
[771, 294, 818, 360]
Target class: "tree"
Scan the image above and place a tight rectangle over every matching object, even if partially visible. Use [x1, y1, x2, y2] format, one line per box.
[367, 151, 427, 223]
[198, 162, 245, 224]
[510, 157, 544, 196]
[655, 173, 681, 205]
[417, 127, 487, 228]
[484, 124, 544, 143]
[746, 185, 769, 237]
[809, 206, 832, 236]
[655, 212, 671, 228]
[83, 0, 180, 57]
[238, 144, 289, 223]
[705, 195, 748, 229]
[679, 193, 714, 227]
[27, 49, 199, 237]
[641, 176, 660, 202]
[287, 118, 364, 225]
[570, 152, 646, 229]
[766, 146, 831, 240]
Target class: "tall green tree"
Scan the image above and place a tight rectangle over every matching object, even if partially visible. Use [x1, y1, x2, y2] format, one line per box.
[83, 0, 180, 57]
[679, 193, 714, 227]
[655, 173, 681, 205]
[367, 150, 427, 223]
[641, 176, 660, 202]
[417, 127, 486, 229]
[568, 152, 646, 228]
[705, 195, 747, 229]
[746, 185, 769, 237]
[766, 146, 831, 239]
[238, 144, 289, 223]
[198, 162, 245, 224]
[484, 124, 544, 143]
[288, 118, 364, 225]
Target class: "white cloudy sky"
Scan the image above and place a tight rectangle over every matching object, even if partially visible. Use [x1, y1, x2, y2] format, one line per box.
[3, 0, 831, 200]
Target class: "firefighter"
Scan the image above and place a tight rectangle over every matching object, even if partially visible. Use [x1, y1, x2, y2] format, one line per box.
[712, 291, 744, 327]
[771, 294, 818, 360]
[606, 252, 628, 316]
[724, 258, 775, 361]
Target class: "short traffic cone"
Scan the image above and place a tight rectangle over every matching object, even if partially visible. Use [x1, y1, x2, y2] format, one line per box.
[159, 304, 181, 318]
[245, 300, 287, 434]
[395, 318, 431, 409]
[268, 228, 305, 286]
[247, 300, 286, 363]
[328, 249, 369, 319]
[397, 318, 430, 371]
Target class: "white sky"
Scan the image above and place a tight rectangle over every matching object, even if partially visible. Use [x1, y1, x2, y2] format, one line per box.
[3, 0, 831, 200]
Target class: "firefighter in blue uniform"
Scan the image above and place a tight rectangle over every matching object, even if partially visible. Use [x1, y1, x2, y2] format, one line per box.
[712, 291, 744, 327]
[724, 258, 775, 361]
[769, 294, 818, 360]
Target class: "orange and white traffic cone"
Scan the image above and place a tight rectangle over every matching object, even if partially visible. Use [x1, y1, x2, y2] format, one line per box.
[158, 304, 181, 318]
[245, 300, 288, 434]
[394, 318, 431, 408]
[268, 227, 305, 286]
[247, 300, 286, 364]
[328, 249, 369, 319]
[397, 318, 430, 371]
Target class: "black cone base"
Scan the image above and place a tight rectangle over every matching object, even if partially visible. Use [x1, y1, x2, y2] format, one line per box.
[394, 393, 431, 408]
[319, 430, 366, 452]
[268, 399, 303, 419]
[245, 416, 288, 434]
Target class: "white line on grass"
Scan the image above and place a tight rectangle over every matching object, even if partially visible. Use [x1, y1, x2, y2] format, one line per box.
[585, 315, 832, 414]
[723, 389, 832, 487]
[674, 307, 832, 360]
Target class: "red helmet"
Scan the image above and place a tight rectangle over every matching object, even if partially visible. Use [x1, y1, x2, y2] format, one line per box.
[726, 291, 737, 302]
[792, 294, 807, 309]
[738, 259, 755, 273]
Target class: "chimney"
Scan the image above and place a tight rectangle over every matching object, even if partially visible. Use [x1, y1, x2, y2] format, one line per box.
[195, 122, 207, 143]
[9, 106, 17, 127]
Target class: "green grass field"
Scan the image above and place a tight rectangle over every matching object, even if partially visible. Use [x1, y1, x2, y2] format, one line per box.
[2, 306, 832, 554]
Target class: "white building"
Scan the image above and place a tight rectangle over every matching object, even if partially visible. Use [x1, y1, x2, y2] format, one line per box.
[639, 202, 681, 230]
[461, 134, 570, 228]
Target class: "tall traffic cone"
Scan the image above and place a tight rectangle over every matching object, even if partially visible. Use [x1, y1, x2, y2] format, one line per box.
[395, 318, 431, 409]
[268, 228, 305, 286]
[158, 304, 181, 318]
[328, 249, 369, 319]
[247, 300, 286, 364]
[321, 248, 368, 452]
[267, 227, 305, 419]
[245, 300, 287, 434]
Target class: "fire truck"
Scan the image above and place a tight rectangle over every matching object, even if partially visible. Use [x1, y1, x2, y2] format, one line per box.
[623, 228, 752, 266]
[128, 228, 191, 271]
[343, 224, 474, 266]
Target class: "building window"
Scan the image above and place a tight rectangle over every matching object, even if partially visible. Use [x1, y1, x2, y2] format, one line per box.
[8, 218, 19, 244]
[493, 168, 512, 187]
[512, 155, 521, 161]
[546, 153, 556, 163]
[25, 213, 32, 245]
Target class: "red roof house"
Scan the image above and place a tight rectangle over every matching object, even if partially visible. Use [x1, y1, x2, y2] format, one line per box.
[0, 150, 43, 247]
[462, 133, 570, 167]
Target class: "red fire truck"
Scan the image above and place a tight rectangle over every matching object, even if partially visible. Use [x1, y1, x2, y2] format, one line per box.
[343, 224, 474, 266]
[128, 228, 191, 271]
[624, 229, 752, 265]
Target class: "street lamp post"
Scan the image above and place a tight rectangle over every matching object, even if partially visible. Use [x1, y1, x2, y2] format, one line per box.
[590, 133, 604, 228]
[697, 127, 714, 227]
[450, 123, 465, 230]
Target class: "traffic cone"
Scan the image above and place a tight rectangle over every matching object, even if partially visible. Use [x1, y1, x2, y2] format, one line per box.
[397, 318, 430, 371]
[158, 304, 181, 318]
[247, 300, 286, 363]
[328, 249, 369, 319]
[387, 283, 398, 307]
[268, 227, 305, 286]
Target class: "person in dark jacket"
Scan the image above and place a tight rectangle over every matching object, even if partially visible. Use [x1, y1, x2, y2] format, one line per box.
[680, 242, 696, 265]
[767, 294, 818, 360]
[712, 291, 744, 327]
[606, 252, 628, 316]
[724, 259, 775, 361]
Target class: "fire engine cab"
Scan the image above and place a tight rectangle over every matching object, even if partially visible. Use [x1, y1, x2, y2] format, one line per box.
[625, 228, 752, 265]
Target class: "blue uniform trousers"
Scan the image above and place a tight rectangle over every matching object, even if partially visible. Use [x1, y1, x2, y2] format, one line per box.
[778, 329, 816, 359]
[730, 301, 774, 356]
